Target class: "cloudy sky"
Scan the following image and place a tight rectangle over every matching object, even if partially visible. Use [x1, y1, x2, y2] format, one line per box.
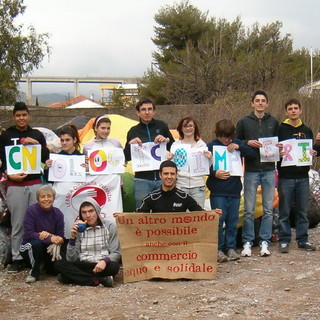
[18, 0, 319, 95]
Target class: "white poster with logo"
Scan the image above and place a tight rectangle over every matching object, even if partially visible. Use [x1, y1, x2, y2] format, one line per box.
[48, 154, 86, 182]
[259, 136, 280, 162]
[131, 142, 167, 172]
[87, 147, 125, 175]
[53, 174, 123, 238]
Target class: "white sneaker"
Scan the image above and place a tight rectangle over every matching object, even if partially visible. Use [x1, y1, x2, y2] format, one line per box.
[260, 241, 271, 256]
[241, 242, 252, 257]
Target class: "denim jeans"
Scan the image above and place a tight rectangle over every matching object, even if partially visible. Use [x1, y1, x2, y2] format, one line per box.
[210, 196, 240, 251]
[278, 178, 309, 244]
[242, 171, 275, 243]
[134, 178, 162, 209]
[178, 186, 206, 209]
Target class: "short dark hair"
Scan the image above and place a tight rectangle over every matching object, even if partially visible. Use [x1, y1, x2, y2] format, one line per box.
[251, 90, 268, 103]
[176, 116, 200, 141]
[13, 102, 29, 115]
[284, 98, 301, 110]
[59, 124, 81, 151]
[159, 160, 177, 173]
[215, 119, 235, 138]
[135, 97, 155, 111]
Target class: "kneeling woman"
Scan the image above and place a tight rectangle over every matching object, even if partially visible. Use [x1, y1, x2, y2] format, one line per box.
[20, 185, 65, 283]
[55, 198, 121, 287]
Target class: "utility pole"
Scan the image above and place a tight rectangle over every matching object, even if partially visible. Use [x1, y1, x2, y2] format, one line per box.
[310, 47, 313, 96]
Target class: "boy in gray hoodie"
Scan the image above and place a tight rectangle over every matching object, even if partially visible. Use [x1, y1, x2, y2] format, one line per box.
[55, 198, 121, 287]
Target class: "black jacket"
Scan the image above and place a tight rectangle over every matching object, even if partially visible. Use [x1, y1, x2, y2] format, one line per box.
[277, 121, 313, 179]
[0, 125, 49, 183]
[124, 118, 174, 180]
[236, 112, 279, 172]
[136, 187, 203, 212]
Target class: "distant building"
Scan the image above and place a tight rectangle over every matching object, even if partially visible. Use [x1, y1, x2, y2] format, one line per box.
[299, 80, 320, 96]
[45, 95, 102, 108]
[100, 83, 138, 106]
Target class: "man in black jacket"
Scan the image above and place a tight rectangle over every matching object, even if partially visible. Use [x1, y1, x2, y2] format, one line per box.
[0, 102, 49, 273]
[124, 97, 175, 208]
[136, 160, 203, 213]
[236, 90, 279, 258]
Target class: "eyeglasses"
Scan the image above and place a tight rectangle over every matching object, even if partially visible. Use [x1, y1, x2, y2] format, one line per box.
[139, 107, 154, 113]
[183, 124, 194, 129]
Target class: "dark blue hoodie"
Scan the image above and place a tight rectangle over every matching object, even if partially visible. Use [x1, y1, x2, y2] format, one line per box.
[206, 138, 255, 198]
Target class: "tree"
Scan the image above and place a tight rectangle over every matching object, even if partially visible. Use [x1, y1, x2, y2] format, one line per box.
[152, 0, 211, 66]
[0, 0, 50, 105]
[142, 1, 319, 104]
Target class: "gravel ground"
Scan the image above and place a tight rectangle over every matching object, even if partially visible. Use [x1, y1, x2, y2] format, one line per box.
[1, 226, 320, 320]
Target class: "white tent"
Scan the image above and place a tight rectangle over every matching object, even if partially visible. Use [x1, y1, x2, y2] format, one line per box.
[66, 99, 104, 108]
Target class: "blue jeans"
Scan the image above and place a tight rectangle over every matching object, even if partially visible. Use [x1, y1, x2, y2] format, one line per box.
[242, 171, 275, 243]
[178, 186, 206, 209]
[278, 178, 309, 244]
[210, 196, 240, 251]
[134, 178, 162, 209]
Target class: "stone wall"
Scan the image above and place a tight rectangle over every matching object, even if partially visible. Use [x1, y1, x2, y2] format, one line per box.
[0, 104, 221, 141]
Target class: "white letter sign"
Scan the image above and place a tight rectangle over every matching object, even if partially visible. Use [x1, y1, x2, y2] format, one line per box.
[131, 142, 167, 172]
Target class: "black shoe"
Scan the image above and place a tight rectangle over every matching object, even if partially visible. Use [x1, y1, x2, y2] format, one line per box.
[100, 276, 114, 288]
[7, 260, 24, 273]
[279, 243, 289, 253]
[298, 242, 316, 251]
[57, 273, 71, 284]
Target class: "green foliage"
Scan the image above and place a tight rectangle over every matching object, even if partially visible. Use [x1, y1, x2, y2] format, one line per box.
[110, 88, 136, 107]
[138, 70, 167, 105]
[153, 0, 211, 66]
[142, 1, 320, 104]
[0, 0, 50, 105]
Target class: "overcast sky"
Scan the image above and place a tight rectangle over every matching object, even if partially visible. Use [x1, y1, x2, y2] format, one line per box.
[18, 0, 319, 95]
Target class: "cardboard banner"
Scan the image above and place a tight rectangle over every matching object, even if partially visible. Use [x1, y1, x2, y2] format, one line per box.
[259, 136, 280, 162]
[48, 154, 86, 182]
[281, 138, 313, 167]
[212, 146, 243, 176]
[116, 210, 218, 283]
[5, 144, 42, 175]
[171, 144, 210, 176]
[88, 147, 125, 175]
[53, 174, 123, 238]
[131, 142, 167, 172]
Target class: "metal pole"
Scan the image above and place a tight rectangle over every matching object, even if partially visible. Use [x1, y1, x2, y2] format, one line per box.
[310, 47, 313, 96]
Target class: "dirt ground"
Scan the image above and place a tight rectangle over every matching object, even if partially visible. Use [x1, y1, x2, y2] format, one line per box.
[1, 226, 320, 320]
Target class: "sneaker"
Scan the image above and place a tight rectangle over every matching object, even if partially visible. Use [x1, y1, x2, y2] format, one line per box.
[25, 275, 37, 283]
[241, 242, 252, 257]
[279, 243, 289, 253]
[260, 241, 271, 257]
[297, 242, 316, 251]
[217, 250, 228, 263]
[227, 249, 240, 261]
[100, 276, 114, 287]
[7, 260, 24, 273]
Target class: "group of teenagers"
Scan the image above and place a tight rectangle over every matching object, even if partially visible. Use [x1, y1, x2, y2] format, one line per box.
[0, 90, 319, 286]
